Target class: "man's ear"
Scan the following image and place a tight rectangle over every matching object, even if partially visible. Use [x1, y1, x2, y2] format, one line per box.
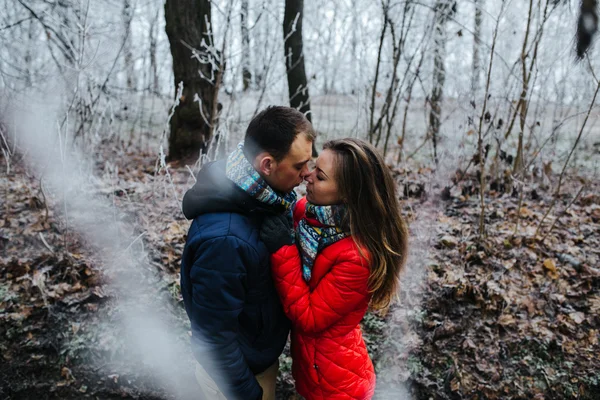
[255, 152, 276, 176]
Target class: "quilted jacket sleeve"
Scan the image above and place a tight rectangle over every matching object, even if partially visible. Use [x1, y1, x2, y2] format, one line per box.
[188, 236, 263, 400]
[270, 244, 370, 334]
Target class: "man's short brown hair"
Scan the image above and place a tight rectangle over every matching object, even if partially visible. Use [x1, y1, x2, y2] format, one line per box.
[244, 106, 315, 161]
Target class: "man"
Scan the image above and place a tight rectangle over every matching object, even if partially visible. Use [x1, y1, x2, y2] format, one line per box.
[180, 106, 315, 400]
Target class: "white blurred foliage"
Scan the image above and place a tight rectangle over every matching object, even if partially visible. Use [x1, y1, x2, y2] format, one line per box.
[2, 90, 200, 399]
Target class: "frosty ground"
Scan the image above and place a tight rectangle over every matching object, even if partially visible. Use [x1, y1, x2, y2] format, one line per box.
[1, 132, 598, 399]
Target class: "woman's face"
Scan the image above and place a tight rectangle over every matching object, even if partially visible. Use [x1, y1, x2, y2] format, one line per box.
[305, 149, 343, 206]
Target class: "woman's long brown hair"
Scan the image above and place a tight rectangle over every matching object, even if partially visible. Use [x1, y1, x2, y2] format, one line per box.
[324, 139, 408, 311]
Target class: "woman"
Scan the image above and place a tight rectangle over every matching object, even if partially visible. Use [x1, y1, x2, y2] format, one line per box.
[260, 138, 409, 400]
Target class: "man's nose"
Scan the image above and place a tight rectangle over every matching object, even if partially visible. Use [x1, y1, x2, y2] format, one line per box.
[300, 165, 310, 179]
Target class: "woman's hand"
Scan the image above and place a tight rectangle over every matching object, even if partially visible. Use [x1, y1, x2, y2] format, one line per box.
[260, 214, 295, 253]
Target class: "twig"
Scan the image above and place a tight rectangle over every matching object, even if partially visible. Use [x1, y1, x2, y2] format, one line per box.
[477, 0, 504, 238]
[185, 165, 197, 183]
[0, 16, 33, 31]
[535, 71, 600, 238]
[540, 185, 585, 242]
[512, 177, 525, 238]
[368, 1, 389, 144]
[405, 134, 431, 161]
[38, 178, 49, 222]
[39, 232, 55, 253]
[123, 231, 147, 253]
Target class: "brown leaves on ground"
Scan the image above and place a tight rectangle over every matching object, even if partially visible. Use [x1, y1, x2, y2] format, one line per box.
[1, 149, 190, 399]
[2, 146, 599, 399]
[375, 167, 600, 399]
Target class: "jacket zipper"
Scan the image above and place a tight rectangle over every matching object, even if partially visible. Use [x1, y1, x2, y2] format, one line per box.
[313, 347, 320, 385]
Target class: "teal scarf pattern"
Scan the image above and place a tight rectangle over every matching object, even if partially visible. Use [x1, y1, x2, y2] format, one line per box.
[225, 142, 297, 213]
[297, 202, 350, 282]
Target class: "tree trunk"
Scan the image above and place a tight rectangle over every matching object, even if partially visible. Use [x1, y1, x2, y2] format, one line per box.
[25, 19, 34, 86]
[283, 0, 317, 156]
[255, 6, 267, 88]
[576, 0, 598, 59]
[241, 0, 252, 91]
[513, 0, 534, 176]
[351, 0, 358, 95]
[429, 1, 452, 164]
[149, 8, 160, 93]
[471, 0, 482, 98]
[123, 0, 135, 90]
[164, 0, 218, 162]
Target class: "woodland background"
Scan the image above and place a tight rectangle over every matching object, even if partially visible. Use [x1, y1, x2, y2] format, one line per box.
[1, 0, 599, 399]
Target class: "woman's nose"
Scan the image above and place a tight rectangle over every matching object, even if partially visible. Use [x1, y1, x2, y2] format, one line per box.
[304, 170, 314, 183]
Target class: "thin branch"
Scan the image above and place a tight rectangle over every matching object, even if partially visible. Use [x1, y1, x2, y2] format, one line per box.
[0, 16, 34, 31]
[477, 0, 504, 238]
[535, 72, 600, 238]
[540, 185, 585, 242]
[369, 1, 389, 143]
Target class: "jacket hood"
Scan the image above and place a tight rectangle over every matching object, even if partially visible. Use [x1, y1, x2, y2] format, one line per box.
[182, 160, 281, 219]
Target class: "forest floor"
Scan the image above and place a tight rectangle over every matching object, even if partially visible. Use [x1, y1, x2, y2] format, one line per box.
[1, 144, 599, 400]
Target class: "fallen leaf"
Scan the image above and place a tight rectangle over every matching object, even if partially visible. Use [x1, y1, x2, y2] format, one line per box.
[519, 207, 532, 217]
[439, 235, 458, 248]
[569, 312, 585, 324]
[61, 366, 73, 381]
[588, 330, 598, 346]
[450, 377, 460, 391]
[499, 314, 516, 326]
[543, 259, 559, 279]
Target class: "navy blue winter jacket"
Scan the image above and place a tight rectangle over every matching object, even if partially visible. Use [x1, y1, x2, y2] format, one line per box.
[180, 160, 290, 400]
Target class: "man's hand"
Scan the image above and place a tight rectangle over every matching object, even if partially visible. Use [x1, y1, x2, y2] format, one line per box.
[260, 214, 295, 253]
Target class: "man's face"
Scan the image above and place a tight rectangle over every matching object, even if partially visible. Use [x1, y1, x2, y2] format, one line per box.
[264, 134, 313, 193]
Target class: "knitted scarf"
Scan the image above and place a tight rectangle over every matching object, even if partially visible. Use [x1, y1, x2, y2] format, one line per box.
[225, 142, 297, 215]
[297, 202, 350, 282]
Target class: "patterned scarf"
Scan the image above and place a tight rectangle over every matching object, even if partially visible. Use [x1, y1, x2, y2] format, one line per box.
[225, 142, 297, 216]
[297, 202, 350, 282]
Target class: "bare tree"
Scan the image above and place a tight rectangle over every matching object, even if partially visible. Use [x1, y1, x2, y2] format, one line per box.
[428, 0, 455, 164]
[471, 0, 483, 98]
[241, 0, 252, 91]
[283, 0, 317, 156]
[368, 0, 422, 158]
[123, 0, 135, 90]
[576, 0, 598, 59]
[505, 0, 554, 176]
[164, 0, 220, 162]
[149, 7, 160, 93]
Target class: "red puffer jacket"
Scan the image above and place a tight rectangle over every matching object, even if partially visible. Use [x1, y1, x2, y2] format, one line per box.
[271, 197, 376, 400]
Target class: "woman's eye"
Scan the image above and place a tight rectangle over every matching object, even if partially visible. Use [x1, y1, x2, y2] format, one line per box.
[317, 175, 324, 181]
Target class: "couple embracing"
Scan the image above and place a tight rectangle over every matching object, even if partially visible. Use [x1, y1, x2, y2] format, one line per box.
[180, 106, 408, 400]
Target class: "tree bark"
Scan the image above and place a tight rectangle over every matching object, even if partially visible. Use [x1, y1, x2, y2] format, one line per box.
[429, 1, 453, 164]
[164, 0, 218, 162]
[283, 0, 317, 156]
[471, 0, 482, 98]
[149, 8, 160, 93]
[576, 0, 598, 59]
[513, 0, 534, 176]
[123, 0, 135, 90]
[241, 0, 252, 91]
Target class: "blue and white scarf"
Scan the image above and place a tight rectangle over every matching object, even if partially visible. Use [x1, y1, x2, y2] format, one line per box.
[297, 202, 350, 282]
[226, 142, 297, 215]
